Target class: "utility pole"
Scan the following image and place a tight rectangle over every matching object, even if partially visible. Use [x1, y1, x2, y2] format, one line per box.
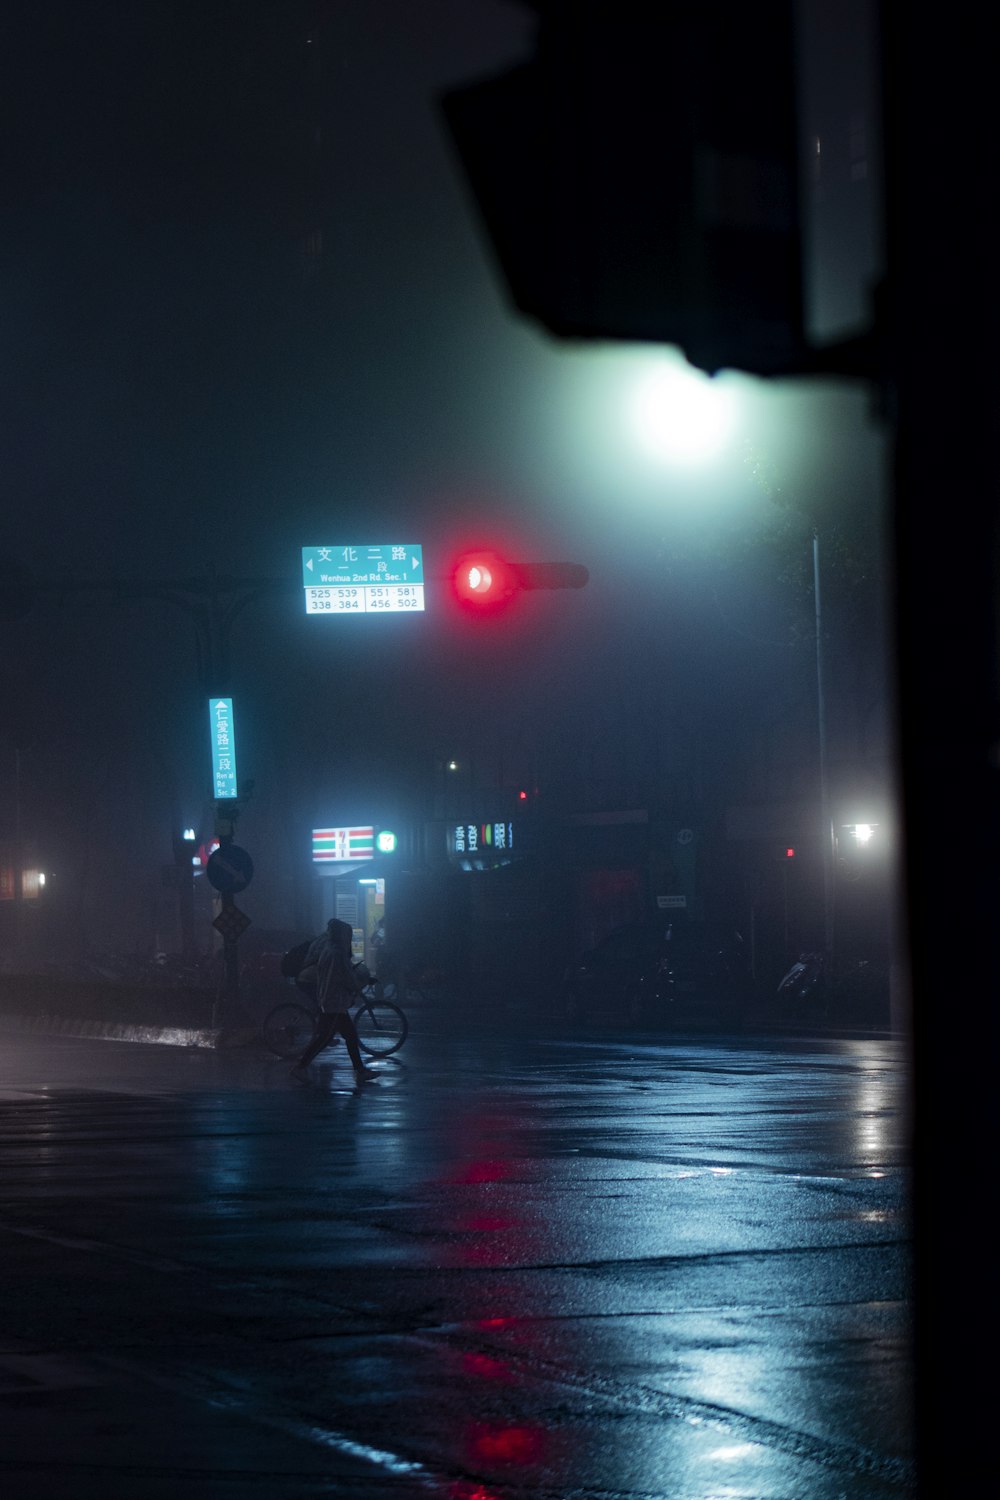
[812, 532, 835, 972]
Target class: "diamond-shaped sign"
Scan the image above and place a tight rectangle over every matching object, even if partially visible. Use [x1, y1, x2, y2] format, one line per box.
[212, 904, 251, 944]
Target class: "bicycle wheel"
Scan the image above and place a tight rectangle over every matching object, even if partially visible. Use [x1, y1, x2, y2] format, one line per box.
[261, 1001, 316, 1059]
[353, 998, 408, 1057]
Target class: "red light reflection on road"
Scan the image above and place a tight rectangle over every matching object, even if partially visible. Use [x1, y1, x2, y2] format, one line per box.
[465, 1421, 547, 1466]
[463, 1214, 513, 1231]
[461, 1351, 515, 1384]
[449, 1159, 514, 1185]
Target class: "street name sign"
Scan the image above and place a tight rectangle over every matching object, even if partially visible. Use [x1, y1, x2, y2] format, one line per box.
[301, 544, 425, 615]
[209, 698, 238, 799]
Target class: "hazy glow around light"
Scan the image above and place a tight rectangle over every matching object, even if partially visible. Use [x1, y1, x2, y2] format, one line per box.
[630, 360, 737, 464]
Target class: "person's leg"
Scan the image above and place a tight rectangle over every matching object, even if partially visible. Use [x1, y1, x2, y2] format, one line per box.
[293, 1012, 336, 1071]
[329, 1011, 376, 1080]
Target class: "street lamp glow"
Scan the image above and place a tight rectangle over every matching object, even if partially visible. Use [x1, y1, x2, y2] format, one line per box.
[630, 361, 737, 464]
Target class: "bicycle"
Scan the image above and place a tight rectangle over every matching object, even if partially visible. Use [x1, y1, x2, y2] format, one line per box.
[261, 970, 409, 1061]
[776, 951, 889, 1024]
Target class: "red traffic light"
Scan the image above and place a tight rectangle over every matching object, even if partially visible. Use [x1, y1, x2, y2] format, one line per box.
[784, 846, 796, 859]
[465, 561, 493, 595]
[452, 551, 517, 607]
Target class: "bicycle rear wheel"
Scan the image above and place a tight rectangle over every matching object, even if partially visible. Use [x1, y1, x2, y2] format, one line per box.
[353, 998, 408, 1057]
[261, 1001, 316, 1059]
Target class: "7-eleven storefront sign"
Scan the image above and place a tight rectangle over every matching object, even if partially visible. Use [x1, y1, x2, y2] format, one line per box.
[312, 826, 375, 864]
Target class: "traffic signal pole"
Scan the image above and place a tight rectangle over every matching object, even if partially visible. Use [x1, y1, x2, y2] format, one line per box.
[812, 532, 835, 972]
[509, 562, 590, 590]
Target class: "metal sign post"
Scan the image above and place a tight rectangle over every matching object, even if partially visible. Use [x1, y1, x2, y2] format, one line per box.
[206, 817, 254, 1030]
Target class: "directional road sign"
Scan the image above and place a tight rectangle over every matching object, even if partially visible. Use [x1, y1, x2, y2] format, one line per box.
[212, 903, 251, 943]
[301, 544, 425, 615]
[206, 844, 254, 894]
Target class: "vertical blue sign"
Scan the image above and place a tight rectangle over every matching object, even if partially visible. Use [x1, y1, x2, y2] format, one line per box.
[209, 698, 238, 800]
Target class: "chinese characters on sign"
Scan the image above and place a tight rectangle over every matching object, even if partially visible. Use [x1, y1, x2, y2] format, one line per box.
[312, 827, 375, 863]
[301, 544, 425, 615]
[451, 822, 514, 855]
[209, 698, 238, 800]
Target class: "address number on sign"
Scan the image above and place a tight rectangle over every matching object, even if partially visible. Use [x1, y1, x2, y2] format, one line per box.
[305, 585, 425, 614]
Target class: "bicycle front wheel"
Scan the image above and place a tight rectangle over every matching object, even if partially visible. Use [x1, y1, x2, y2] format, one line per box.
[261, 1001, 316, 1059]
[354, 998, 408, 1058]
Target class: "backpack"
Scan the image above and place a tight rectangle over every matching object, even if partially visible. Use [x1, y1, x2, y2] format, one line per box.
[280, 939, 312, 980]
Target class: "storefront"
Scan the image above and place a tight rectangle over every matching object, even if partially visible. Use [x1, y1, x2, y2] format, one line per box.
[442, 816, 546, 999]
[311, 823, 396, 971]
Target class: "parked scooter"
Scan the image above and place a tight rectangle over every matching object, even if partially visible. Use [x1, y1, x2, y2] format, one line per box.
[776, 951, 826, 1005]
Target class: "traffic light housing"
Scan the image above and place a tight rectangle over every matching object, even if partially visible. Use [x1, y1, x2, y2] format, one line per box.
[440, 0, 806, 377]
[452, 551, 589, 609]
[453, 551, 518, 607]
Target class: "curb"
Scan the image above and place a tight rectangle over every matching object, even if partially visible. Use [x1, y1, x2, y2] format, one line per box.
[0, 1011, 224, 1049]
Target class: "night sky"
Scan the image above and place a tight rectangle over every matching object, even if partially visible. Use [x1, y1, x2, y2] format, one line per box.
[0, 0, 886, 952]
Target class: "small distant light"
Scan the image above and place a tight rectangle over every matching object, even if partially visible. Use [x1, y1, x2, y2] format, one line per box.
[518, 789, 528, 801]
[182, 827, 197, 841]
[38, 872, 46, 887]
[447, 759, 459, 772]
[375, 830, 397, 854]
[853, 823, 875, 844]
[784, 847, 796, 859]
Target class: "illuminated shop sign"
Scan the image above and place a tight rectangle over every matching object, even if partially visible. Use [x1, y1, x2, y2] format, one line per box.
[451, 822, 514, 855]
[312, 827, 375, 863]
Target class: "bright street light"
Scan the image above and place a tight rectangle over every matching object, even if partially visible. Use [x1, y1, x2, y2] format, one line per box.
[629, 357, 738, 465]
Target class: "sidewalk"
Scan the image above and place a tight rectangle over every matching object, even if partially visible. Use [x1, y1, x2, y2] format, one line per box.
[0, 975, 250, 1050]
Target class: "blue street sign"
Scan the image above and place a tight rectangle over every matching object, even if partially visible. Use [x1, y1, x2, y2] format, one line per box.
[302, 544, 423, 587]
[301, 544, 425, 615]
[209, 698, 239, 800]
[206, 844, 254, 894]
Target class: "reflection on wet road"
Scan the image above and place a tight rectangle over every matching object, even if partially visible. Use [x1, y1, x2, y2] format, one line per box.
[0, 1029, 913, 1498]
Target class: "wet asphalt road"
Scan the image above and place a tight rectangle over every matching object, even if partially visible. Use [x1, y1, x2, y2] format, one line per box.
[0, 1022, 914, 1499]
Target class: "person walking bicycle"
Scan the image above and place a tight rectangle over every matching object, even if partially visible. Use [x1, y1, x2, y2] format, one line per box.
[290, 918, 378, 1084]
